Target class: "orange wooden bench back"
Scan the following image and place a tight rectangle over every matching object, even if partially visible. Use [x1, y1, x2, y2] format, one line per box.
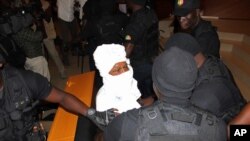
[47, 71, 95, 141]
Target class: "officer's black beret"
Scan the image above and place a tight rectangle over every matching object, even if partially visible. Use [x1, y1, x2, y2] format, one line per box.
[152, 47, 197, 99]
[164, 33, 201, 56]
[174, 0, 200, 16]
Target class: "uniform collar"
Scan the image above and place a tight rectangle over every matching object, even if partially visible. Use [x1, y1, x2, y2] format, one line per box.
[161, 96, 192, 107]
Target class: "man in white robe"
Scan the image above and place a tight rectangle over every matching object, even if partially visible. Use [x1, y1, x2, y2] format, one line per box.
[93, 44, 141, 113]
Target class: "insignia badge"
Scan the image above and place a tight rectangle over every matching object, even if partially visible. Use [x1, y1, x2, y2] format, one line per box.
[177, 0, 184, 6]
[125, 35, 132, 41]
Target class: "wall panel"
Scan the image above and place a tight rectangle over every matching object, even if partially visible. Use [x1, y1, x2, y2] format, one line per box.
[202, 0, 250, 20]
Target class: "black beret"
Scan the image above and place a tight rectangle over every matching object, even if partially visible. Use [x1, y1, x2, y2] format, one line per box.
[152, 47, 197, 99]
[174, 0, 200, 16]
[165, 33, 201, 56]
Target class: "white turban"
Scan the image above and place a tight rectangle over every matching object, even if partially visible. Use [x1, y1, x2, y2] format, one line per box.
[94, 44, 127, 77]
[93, 44, 141, 113]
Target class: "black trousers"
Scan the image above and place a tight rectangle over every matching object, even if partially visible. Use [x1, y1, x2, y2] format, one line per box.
[74, 116, 97, 141]
[133, 62, 155, 99]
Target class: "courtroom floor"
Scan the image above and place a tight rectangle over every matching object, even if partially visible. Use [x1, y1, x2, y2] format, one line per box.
[49, 53, 90, 90]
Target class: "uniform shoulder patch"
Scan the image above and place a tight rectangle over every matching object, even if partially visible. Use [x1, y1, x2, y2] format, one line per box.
[125, 35, 132, 41]
[177, 0, 184, 6]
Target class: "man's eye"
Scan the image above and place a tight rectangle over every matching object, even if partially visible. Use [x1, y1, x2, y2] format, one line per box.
[113, 67, 120, 72]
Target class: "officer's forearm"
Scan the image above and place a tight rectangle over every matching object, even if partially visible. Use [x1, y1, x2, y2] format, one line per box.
[45, 88, 118, 129]
[229, 102, 250, 125]
[44, 87, 89, 116]
[60, 93, 89, 116]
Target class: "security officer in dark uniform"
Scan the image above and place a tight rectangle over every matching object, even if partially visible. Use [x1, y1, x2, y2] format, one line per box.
[78, 0, 101, 71]
[123, 0, 159, 106]
[0, 36, 116, 141]
[104, 47, 227, 141]
[80, 0, 128, 72]
[78, 0, 128, 96]
[165, 33, 246, 123]
[173, 0, 220, 58]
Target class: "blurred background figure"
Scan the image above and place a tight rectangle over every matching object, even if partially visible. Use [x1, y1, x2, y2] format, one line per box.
[12, 0, 50, 80]
[40, 0, 67, 79]
[78, 0, 128, 90]
[57, 0, 86, 66]
[122, 0, 159, 106]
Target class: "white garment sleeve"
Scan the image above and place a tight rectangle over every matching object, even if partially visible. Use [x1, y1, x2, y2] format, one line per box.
[96, 87, 111, 112]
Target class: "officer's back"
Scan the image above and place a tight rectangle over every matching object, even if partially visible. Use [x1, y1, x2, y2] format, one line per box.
[104, 47, 227, 141]
[122, 0, 159, 106]
[95, 0, 128, 46]
[164, 33, 246, 123]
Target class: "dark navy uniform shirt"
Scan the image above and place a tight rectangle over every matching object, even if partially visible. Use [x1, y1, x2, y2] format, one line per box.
[122, 7, 159, 98]
[18, 68, 52, 100]
[104, 101, 227, 141]
[0, 66, 52, 141]
[191, 19, 220, 58]
[0, 66, 52, 100]
[190, 56, 246, 122]
[122, 7, 159, 64]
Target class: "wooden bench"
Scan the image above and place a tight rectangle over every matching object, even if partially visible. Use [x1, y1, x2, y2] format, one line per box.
[47, 71, 95, 141]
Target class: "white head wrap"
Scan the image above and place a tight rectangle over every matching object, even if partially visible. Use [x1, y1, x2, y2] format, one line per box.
[93, 44, 141, 113]
[94, 44, 127, 77]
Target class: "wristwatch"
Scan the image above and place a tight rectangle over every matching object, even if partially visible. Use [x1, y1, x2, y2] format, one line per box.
[87, 108, 96, 116]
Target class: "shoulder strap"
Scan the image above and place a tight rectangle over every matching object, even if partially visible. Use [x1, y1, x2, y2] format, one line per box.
[140, 102, 168, 134]
[135, 103, 206, 141]
[135, 102, 168, 141]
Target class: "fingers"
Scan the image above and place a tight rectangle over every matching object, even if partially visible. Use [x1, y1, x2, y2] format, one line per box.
[109, 108, 120, 116]
[115, 112, 120, 117]
[109, 108, 118, 112]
